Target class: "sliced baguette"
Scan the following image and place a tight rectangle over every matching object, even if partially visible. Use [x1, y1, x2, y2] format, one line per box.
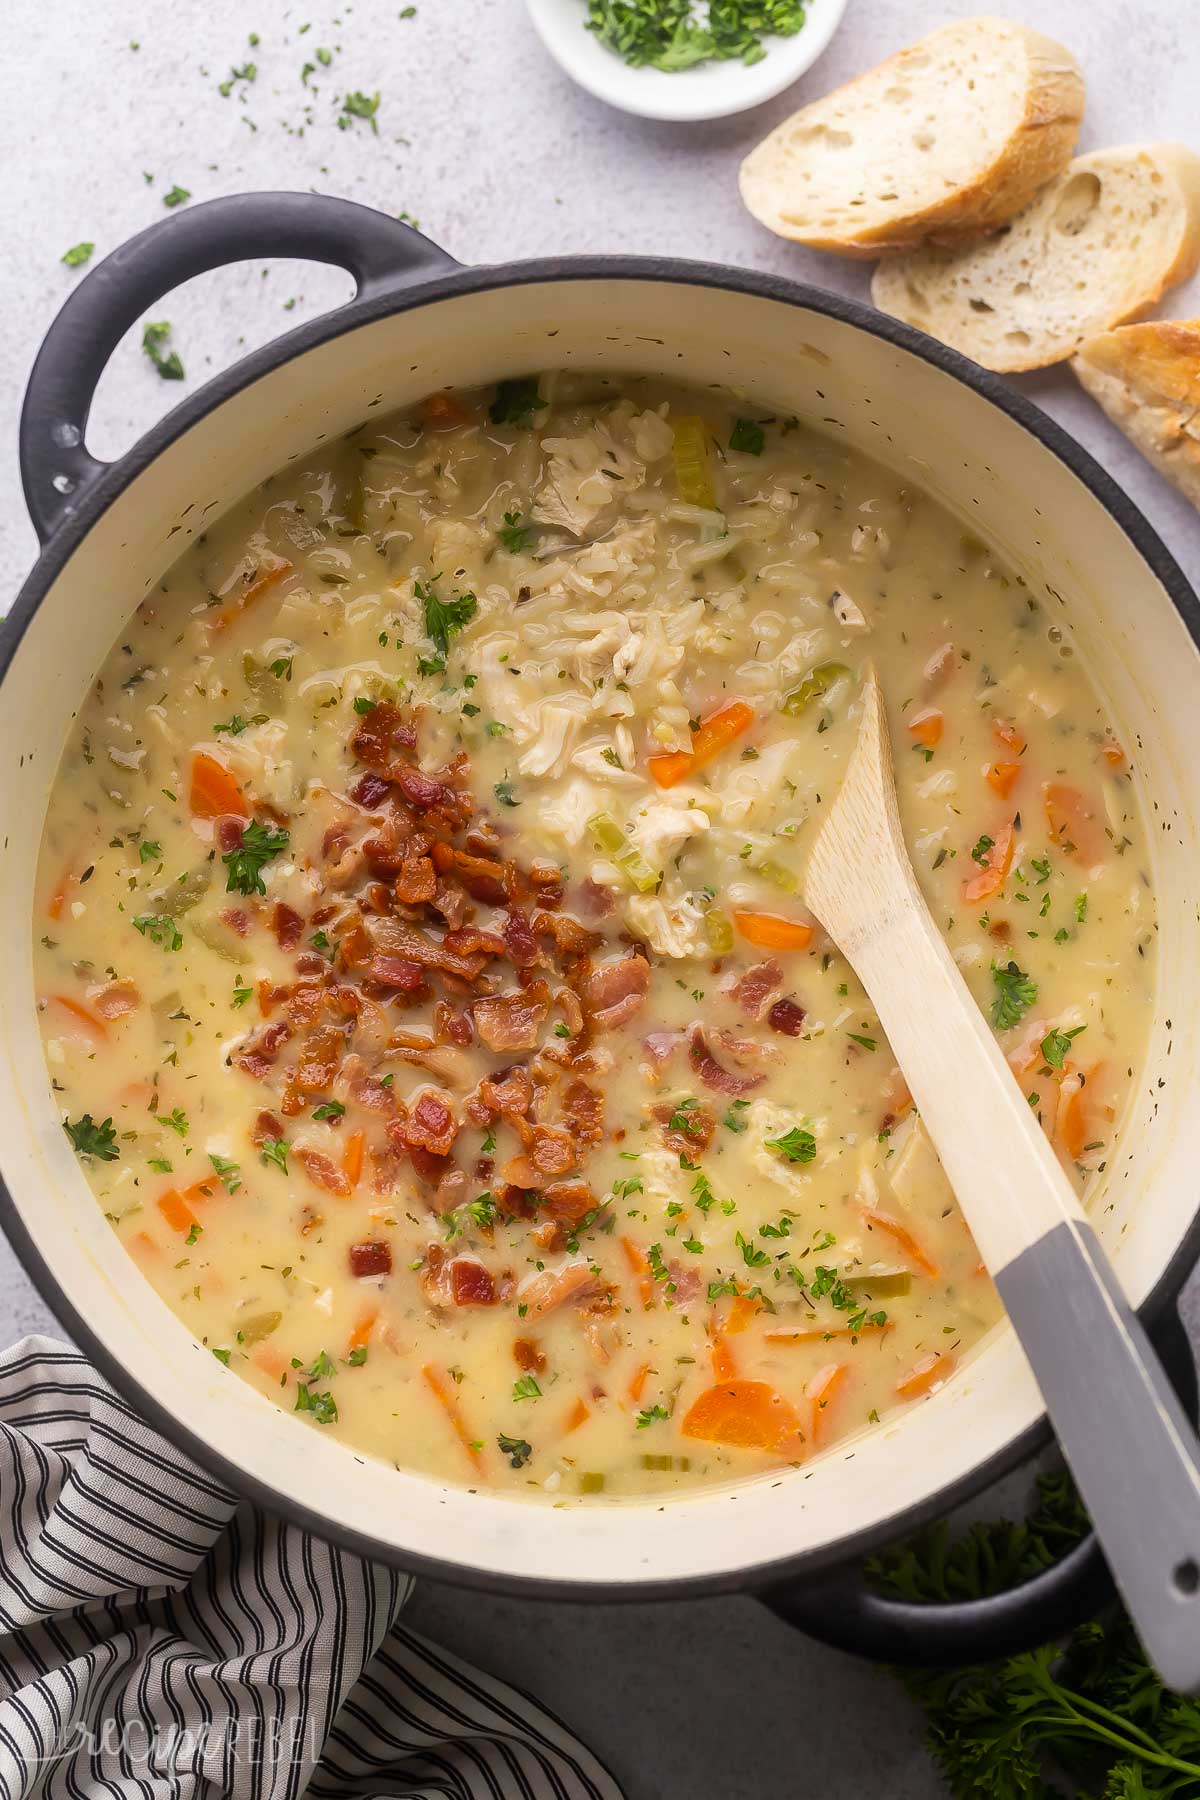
[739, 17, 1084, 258]
[871, 145, 1200, 372]
[1073, 320, 1200, 507]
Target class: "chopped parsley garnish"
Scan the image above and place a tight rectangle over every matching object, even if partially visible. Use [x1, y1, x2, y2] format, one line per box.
[352, 696, 377, 715]
[729, 418, 765, 455]
[231, 977, 253, 1009]
[312, 1100, 345, 1121]
[64, 1114, 119, 1161]
[260, 1136, 289, 1173]
[736, 1231, 770, 1268]
[134, 912, 183, 951]
[846, 1032, 877, 1053]
[307, 1350, 337, 1381]
[498, 1433, 533, 1468]
[970, 834, 995, 865]
[270, 655, 294, 680]
[163, 184, 191, 208]
[148, 1157, 173, 1174]
[489, 377, 545, 426]
[707, 1274, 739, 1302]
[417, 576, 477, 660]
[668, 1096, 705, 1137]
[765, 1126, 816, 1164]
[584, 0, 807, 71]
[142, 319, 184, 381]
[347, 1345, 368, 1366]
[646, 1243, 674, 1290]
[991, 960, 1038, 1030]
[62, 241, 95, 268]
[209, 1153, 241, 1194]
[212, 1347, 232, 1367]
[512, 1374, 542, 1402]
[294, 1383, 338, 1424]
[338, 89, 380, 131]
[498, 509, 534, 553]
[1030, 855, 1051, 883]
[223, 819, 289, 896]
[494, 780, 520, 808]
[636, 1404, 670, 1429]
[162, 1107, 189, 1138]
[1075, 892, 1089, 922]
[214, 713, 265, 736]
[1040, 1025, 1086, 1070]
[138, 839, 162, 863]
[723, 1099, 750, 1133]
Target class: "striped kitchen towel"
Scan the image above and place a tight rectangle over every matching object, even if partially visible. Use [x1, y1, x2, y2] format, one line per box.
[0, 1337, 622, 1800]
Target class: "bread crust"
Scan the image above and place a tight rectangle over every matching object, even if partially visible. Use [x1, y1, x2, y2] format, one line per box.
[739, 17, 1085, 257]
[1073, 320, 1200, 507]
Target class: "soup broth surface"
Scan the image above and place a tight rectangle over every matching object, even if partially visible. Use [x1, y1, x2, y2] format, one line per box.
[34, 372, 1154, 1501]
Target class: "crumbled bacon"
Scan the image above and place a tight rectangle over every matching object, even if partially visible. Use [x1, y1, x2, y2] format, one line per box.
[216, 816, 245, 854]
[435, 1166, 471, 1215]
[350, 702, 416, 771]
[365, 954, 427, 991]
[394, 764, 454, 813]
[431, 841, 507, 905]
[535, 911, 602, 955]
[730, 959, 783, 1019]
[349, 1240, 392, 1277]
[395, 855, 436, 905]
[221, 908, 253, 938]
[349, 772, 390, 809]
[767, 997, 806, 1037]
[296, 1144, 352, 1198]
[235, 1020, 290, 1079]
[476, 1067, 534, 1119]
[582, 955, 650, 1031]
[688, 1024, 765, 1096]
[355, 915, 487, 982]
[513, 1337, 546, 1373]
[653, 1100, 715, 1156]
[667, 1262, 701, 1305]
[252, 1108, 284, 1145]
[561, 1079, 604, 1144]
[502, 906, 539, 968]
[575, 878, 616, 919]
[540, 1180, 597, 1228]
[88, 977, 140, 1020]
[450, 1259, 497, 1306]
[642, 1030, 681, 1081]
[273, 903, 303, 950]
[407, 1144, 450, 1184]
[396, 1089, 458, 1157]
[443, 925, 507, 961]
[473, 986, 549, 1053]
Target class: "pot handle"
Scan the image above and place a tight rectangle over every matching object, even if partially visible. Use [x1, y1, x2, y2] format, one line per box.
[762, 1303, 1199, 1667]
[19, 191, 458, 544]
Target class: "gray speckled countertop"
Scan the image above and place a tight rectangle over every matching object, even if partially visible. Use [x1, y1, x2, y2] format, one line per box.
[1, 2, 1198, 1793]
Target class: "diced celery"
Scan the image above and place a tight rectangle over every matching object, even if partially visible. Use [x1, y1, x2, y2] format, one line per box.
[847, 1270, 913, 1297]
[588, 811, 626, 856]
[159, 866, 211, 917]
[639, 1453, 691, 1472]
[587, 812, 661, 894]
[580, 1471, 606, 1494]
[782, 660, 850, 717]
[756, 858, 798, 893]
[672, 415, 716, 511]
[704, 908, 734, 953]
[238, 1309, 283, 1345]
[192, 917, 252, 964]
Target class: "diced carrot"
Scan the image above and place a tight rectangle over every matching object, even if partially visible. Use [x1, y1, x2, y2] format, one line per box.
[130, 1230, 159, 1260]
[1100, 737, 1126, 770]
[907, 705, 943, 748]
[860, 1207, 940, 1279]
[422, 1364, 485, 1475]
[896, 1352, 956, 1400]
[563, 1396, 591, 1434]
[48, 994, 108, 1042]
[342, 1130, 365, 1188]
[733, 911, 815, 952]
[189, 752, 250, 821]
[1055, 1070, 1087, 1161]
[993, 718, 1026, 755]
[46, 865, 75, 920]
[349, 1307, 378, 1354]
[621, 1236, 654, 1308]
[157, 1189, 199, 1235]
[1044, 782, 1107, 864]
[805, 1362, 847, 1447]
[420, 390, 469, 430]
[208, 559, 292, 637]
[628, 1362, 652, 1403]
[647, 699, 755, 788]
[961, 820, 1014, 904]
[1006, 1015, 1049, 1077]
[181, 1176, 218, 1208]
[711, 1333, 738, 1382]
[254, 1348, 288, 1383]
[725, 1294, 761, 1335]
[986, 761, 1022, 800]
[681, 1379, 803, 1454]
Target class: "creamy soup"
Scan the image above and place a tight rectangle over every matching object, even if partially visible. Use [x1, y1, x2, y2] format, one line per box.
[34, 373, 1154, 1501]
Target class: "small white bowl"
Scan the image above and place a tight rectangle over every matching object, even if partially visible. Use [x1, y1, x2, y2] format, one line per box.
[525, 0, 848, 122]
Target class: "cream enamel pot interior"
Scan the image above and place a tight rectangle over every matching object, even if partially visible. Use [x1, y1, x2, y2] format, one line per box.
[7, 194, 1200, 1662]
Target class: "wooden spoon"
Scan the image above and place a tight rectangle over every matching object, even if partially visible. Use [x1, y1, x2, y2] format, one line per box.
[803, 667, 1200, 1691]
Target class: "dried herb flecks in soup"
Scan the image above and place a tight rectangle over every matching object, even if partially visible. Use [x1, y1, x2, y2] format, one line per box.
[36, 373, 1154, 1499]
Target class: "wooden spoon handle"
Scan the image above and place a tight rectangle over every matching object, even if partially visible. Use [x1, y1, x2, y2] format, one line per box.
[805, 674, 1200, 1689]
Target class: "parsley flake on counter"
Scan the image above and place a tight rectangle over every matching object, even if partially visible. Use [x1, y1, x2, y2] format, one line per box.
[498, 509, 534, 553]
[765, 1126, 816, 1164]
[991, 959, 1038, 1030]
[62, 241, 94, 268]
[338, 90, 380, 131]
[498, 1433, 532, 1468]
[223, 819, 289, 896]
[64, 1114, 119, 1161]
[142, 320, 184, 381]
[163, 185, 191, 208]
[489, 377, 545, 427]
